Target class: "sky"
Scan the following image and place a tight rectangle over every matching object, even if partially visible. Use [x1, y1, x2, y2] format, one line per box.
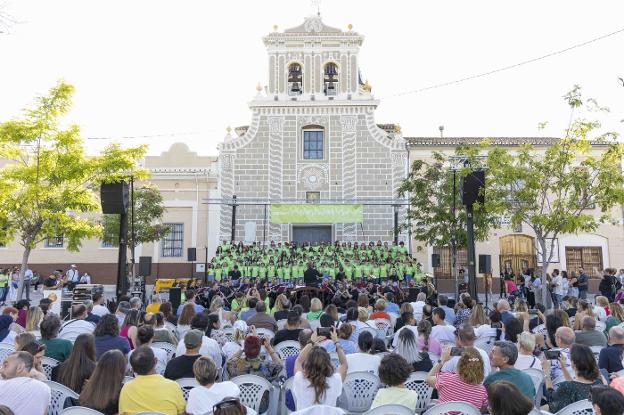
[0, 0, 623, 156]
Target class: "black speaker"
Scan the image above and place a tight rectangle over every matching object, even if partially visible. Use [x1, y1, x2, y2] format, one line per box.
[100, 182, 129, 214]
[169, 287, 182, 311]
[139, 256, 152, 276]
[479, 254, 492, 274]
[431, 253, 441, 268]
[187, 247, 196, 262]
[461, 170, 485, 206]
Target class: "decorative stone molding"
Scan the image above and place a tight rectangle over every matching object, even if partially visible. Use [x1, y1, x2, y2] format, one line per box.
[268, 116, 284, 133]
[340, 115, 357, 132]
[298, 164, 329, 190]
[299, 115, 328, 127]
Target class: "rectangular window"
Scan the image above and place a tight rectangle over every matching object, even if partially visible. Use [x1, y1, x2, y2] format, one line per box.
[45, 235, 64, 248]
[161, 223, 184, 257]
[306, 191, 320, 204]
[303, 130, 324, 160]
[565, 246, 603, 278]
[101, 240, 115, 248]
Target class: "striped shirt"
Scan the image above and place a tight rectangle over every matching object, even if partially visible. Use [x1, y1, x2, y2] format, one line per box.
[435, 372, 488, 410]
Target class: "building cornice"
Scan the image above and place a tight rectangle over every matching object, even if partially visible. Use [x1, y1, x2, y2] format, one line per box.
[405, 137, 611, 147]
[150, 167, 217, 177]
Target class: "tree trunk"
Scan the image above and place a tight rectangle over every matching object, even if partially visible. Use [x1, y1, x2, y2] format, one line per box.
[537, 236, 549, 280]
[16, 246, 31, 301]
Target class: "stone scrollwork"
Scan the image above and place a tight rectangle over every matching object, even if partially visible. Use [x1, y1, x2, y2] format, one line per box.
[298, 164, 329, 190]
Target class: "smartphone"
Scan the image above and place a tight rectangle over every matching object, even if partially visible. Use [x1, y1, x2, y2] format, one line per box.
[491, 322, 503, 329]
[450, 347, 465, 357]
[528, 309, 539, 315]
[317, 327, 332, 337]
[544, 350, 561, 360]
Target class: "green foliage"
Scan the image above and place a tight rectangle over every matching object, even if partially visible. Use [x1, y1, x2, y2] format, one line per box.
[398, 150, 501, 249]
[102, 184, 170, 247]
[485, 86, 624, 274]
[0, 81, 148, 299]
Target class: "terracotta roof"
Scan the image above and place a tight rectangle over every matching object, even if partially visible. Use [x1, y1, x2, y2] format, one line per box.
[405, 137, 610, 147]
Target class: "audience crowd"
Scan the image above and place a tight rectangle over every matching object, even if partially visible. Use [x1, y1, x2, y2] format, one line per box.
[0, 243, 624, 415]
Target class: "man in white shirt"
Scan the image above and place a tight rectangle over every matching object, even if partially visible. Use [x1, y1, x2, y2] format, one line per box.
[549, 326, 574, 379]
[346, 330, 382, 375]
[431, 308, 456, 344]
[59, 304, 96, 342]
[0, 351, 51, 415]
[22, 266, 34, 301]
[65, 264, 80, 291]
[91, 293, 109, 317]
[552, 269, 565, 308]
[186, 356, 240, 415]
[441, 324, 492, 377]
[175, 314, 222, 369]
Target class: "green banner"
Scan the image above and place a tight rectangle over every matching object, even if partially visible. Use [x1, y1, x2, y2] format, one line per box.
[270, 204, 363, 224]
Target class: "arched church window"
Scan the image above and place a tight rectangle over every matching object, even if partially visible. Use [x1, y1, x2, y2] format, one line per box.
[324, 62, 339, 96]
[288, 63, 303, 96]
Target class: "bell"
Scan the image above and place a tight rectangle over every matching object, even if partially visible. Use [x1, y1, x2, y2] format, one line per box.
[290, 82, 301, 93]
[326, 81, 335, 93]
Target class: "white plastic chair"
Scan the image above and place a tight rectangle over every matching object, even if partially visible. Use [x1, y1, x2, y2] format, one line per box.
[45, 380, 80, 415]
[358, 326, 379, 339]
[308, 319, 321, 332]
[60, 407, 106, 415]
[404, 371, 434, 413]
[473, 337, 495, 355]
[590, 345, 603, 360]
[58, 323, 94, 343]
[155, 359, 167, 375]
[223, 327, 235, 342]
[422, 401, 481, 415]
[231, 374, 273, 415]
[277, 319, 287, 330]
[0, 343, 15, 364]
[328, 352, 340, 369]
[554, 399, 593, 415]
[529, 409, 555, 415]
[42, 356, 61, 380]
[164, 321, 177, 334]
[291, 406, 345, 415]
[338, 371, 381, 414]
[152, 341, 176, 361]
[595, 321, 606, 332]
[280, 375, 295, 414]
[525, 368, 545, 407]
[175, 377, 199, 401]
[372, 319, 393, 337]
[274, 340, 301, 360]
[364, 404, 414, 415]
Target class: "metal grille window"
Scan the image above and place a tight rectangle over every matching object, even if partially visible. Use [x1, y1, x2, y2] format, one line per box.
[161, 223, 184, 257]
[45, 235, 64, 248]
[303, 130, 324, 160]
[306, 191, 320, 204]
[101, 240, 114, 248]
[565, 246, 603, 278]
[432, 246, 468, 279]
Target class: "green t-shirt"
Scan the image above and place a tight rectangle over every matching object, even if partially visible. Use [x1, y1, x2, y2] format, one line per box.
[344, 266, 353, 280]
[41, 338, 73, 362]
[268, 266, 276, 278]
[251, 266, 259, 278]
[214, 268, 222, 281]
[354, 266, 363, 279]
[259, 267, 267, 279]
[283, 266, 291, 280]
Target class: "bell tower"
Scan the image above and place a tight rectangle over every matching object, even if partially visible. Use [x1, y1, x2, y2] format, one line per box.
[262, 15, 367, 100]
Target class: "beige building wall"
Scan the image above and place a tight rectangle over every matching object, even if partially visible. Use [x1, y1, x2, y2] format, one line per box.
[407, 138, 624, 293]
[0, 142, 219, 285]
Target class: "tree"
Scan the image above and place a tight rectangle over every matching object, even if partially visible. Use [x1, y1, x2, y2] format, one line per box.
[399, 149, 503, 278]
[0, 81, 147, 300]
[485, 86, 624, 277]
[101, 184, 170, 270]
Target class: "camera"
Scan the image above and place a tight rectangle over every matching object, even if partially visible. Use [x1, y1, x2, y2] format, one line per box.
[491, 322, 503, 329]
[450, 347, 465, 356]
[544, 350, 561, 360]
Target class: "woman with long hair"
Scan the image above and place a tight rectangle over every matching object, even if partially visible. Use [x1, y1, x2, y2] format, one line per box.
[176, 303, 196, 339]
[487, 381, 534, 415]
[120, 309, 140, 349]
[293, 328, 347, 410]
[543, 343, 606, 412]
[93, 314, 131, 359]
[417, 319, 442, 356]
[206, 313, 228, 347]
[79, 349, 127, 415]
[574, 299, 595, 330]
[502, 317, 523, 343]
[394, 302, 413, 332]
[606, 303, 624, 334]
[146, 312, 178, 345]
[426, 347, 488, 410]
[25, 306, 43, 339]
[54, 333, 96, 393]
[394, 327, 432, 372]
[357, 293, 372, 313]
[272, 294, 290, 321]
[468, 303, 489, 327]
[159, 301, 177, 326]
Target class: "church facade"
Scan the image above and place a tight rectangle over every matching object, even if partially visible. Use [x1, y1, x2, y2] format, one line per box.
[217, 15, 409, 245]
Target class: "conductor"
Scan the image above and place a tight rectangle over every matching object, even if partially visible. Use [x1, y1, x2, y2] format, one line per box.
[303, 262, 322, 287]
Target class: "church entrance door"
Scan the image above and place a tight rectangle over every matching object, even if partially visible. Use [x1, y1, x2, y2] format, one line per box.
[292, 225, 332, 244]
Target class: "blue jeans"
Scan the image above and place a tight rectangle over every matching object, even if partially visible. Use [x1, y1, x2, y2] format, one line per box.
[0, 287, 6, 302]
[553, 293, 563, 308]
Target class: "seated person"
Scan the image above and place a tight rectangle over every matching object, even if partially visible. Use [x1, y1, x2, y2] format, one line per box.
[186, 356, 240, 415]
[370, 354, 419, 411]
